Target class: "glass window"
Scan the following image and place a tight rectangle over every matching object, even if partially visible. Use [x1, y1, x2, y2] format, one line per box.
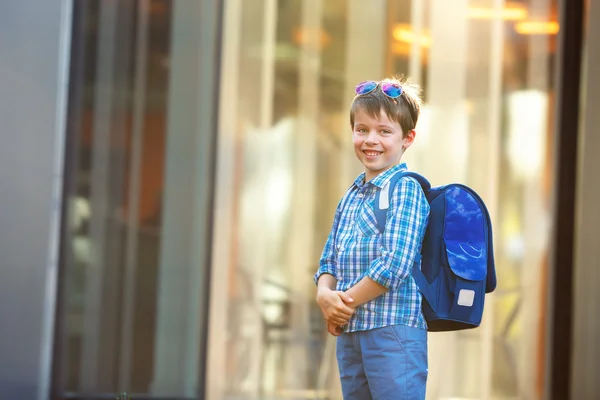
[53, 1, 221, 398]
[54, 1, 560, 399]
[208, 0, 559, 399]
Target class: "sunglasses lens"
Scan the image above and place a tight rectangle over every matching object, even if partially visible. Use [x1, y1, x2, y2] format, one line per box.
[381, 82, 402, 98]
[355, 81, 377, 95]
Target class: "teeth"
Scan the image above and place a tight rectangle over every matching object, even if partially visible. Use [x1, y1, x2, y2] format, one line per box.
[365, 151, 380, 156]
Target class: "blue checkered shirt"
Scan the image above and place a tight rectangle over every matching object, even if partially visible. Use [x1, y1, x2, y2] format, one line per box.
[314, 163, 430, 332]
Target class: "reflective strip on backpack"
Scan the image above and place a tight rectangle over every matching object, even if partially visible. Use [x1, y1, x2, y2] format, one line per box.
[379, 180, 391, 210]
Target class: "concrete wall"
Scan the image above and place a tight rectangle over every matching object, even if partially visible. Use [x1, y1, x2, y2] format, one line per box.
[0, 1, 71, 398]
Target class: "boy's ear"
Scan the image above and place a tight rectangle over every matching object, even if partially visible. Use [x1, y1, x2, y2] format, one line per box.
[403, 129, 416, 149]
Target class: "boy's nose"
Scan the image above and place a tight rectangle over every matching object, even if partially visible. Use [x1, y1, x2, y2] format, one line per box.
[366, 130, 379, 144]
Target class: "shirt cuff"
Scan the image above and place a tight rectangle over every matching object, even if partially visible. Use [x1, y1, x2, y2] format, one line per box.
[365, 259, 401, 290]
[314, 266, 337, 286]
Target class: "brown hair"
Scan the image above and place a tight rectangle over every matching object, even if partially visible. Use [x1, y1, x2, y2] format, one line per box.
[350, 77, 422, 137]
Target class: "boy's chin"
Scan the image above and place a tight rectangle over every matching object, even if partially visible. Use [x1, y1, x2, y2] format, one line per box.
[361, 160, 387, 171]
[363, 163, 398, 176]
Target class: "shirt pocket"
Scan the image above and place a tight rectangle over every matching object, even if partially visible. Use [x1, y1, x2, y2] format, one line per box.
[355, 200, 380, 237]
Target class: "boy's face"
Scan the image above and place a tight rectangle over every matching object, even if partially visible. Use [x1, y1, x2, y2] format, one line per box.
[352, 107, 415, 182]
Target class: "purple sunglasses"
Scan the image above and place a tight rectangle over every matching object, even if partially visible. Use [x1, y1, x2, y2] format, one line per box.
[355, 80, 403, 98]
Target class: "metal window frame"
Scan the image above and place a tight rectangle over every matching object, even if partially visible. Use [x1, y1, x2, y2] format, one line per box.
[546, 0, 585, 399]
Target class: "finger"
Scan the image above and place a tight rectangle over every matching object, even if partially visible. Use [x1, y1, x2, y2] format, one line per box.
[335, 298, 355, 311]
[338, 291, 354, 304]
[329, 310, 352, 323]
[324, 314, 345, 325]
[329, 316, 349, 326]
[325, 307, 351, 319]
[326, 322, 335, 334]
[327, 324, 342, 336]
[335, 306, 354, 318]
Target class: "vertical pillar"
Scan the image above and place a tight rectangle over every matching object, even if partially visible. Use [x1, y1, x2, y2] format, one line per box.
[319, 1, 389, 397]
[80, 1, 119, 390]
[424, 0, 470, 185]
[0, 0, 71, 398]
[150, 0, 222, 396]
[425, 1, 469, 398]
[546, 0, 584, 397]
[340, 0, 388, 188]
[570, 0, 600, 397]
[205, 0, 242, 397]
[283, 0, 322, 392]
[517, 3, 553, 398]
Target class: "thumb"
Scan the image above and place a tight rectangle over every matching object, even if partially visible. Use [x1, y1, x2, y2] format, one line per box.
[338, 291, 354, 303]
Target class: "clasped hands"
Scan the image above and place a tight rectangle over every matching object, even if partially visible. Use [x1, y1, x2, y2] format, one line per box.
[316, 287, 355, 336]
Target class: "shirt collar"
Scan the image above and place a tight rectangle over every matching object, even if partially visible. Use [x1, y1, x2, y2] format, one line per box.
[353, 163, 408, 189]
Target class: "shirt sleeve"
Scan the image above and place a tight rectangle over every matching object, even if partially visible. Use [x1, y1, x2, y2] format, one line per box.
[365, 178, 429, 290]
[314, 198, 344, 285]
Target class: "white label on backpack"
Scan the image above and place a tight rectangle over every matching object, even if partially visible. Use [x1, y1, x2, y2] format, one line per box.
[457, 289, 475, 307]
[379, 181, 391, 210]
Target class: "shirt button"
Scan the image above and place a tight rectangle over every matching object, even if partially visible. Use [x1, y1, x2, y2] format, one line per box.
[358, 193, 364, 198]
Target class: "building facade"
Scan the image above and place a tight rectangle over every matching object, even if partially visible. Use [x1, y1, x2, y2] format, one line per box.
[0, 0, 597, 399]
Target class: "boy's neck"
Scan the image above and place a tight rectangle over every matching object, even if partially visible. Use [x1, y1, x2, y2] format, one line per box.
[364, 163, 406, 183]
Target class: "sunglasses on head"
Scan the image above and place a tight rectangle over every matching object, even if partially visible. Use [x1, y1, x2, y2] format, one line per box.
[355, 80, 403, 99]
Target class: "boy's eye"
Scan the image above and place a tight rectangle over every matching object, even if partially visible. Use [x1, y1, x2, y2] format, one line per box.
[357, 128, 367, 133]
[381, 130, 392, 135]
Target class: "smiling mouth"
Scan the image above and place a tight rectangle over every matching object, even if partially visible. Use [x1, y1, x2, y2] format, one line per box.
[363, 150, 382, 157]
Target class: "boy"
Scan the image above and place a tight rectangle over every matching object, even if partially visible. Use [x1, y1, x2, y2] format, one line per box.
[314, 77, 430, 399]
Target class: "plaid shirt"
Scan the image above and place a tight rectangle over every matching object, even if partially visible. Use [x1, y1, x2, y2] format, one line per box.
[315, 163, 430, 332]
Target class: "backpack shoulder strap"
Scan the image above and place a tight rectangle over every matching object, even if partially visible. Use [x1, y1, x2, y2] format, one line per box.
[373, 171, 431, 233]
[337, 183, 355, 215]
[402, 172, 431, 192]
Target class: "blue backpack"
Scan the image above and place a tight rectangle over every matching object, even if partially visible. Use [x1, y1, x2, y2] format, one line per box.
[374, 171, 497, 331]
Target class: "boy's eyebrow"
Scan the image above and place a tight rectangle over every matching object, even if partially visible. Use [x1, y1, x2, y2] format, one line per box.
[353, 120, 394, 127]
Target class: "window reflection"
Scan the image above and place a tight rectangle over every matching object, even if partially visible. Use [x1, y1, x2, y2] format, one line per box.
[56, 0, 560, 399]
[212, 0, 559, 399]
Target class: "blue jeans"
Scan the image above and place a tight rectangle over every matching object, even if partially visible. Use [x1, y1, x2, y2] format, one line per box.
[336, 324, 428, 400]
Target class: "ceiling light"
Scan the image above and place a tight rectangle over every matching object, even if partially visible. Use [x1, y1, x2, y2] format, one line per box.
[515, 21, 560, 35]
[467, 6, 528, 20]
[392, 24, 431, 47]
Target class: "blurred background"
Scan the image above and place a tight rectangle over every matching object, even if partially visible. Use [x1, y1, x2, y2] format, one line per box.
[1, 0, 598, 399]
